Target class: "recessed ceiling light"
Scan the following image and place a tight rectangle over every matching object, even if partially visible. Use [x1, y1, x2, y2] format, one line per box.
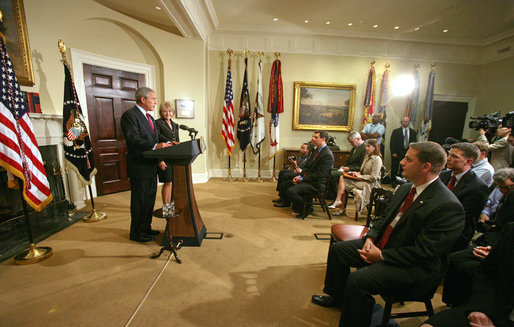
[394, 26, 400, 30]
[443, 29, 448, 33]
[304, 20, 309, 23]
[414, 27, 420, 31]
[155, 6, 161, 10]
[326, 21, 331, 25]
[348, 23, 352, 26]
[273, 18, 278, 22]
[373, 24, 378, 28]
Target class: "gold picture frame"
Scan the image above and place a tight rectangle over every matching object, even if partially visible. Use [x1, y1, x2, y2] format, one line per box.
[293, 81, 356, 132]
[0, 0, 34, 86]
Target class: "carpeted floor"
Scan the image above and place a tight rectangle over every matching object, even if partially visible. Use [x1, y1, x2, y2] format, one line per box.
[0, 179, 446, 326]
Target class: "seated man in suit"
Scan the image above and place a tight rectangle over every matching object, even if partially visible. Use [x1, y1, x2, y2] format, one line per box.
[390, 116, 417, 187]
[439, 142, 489, 251]
[424, 223, 514, 327]
[283, 130, 334, 219]
[327, 131, 366, 199]
[311, 141, 465, 327]
[442, 168, 514, 307]
[472, 141, 495, 187]
[273, 142, 311, 204]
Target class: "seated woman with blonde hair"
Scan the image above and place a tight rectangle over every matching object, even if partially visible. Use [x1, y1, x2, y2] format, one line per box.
[329, 138, 382, 216]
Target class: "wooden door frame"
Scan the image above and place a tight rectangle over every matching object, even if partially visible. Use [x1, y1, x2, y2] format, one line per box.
[433, 94, 476, 139]
[69, 48, 156, 199]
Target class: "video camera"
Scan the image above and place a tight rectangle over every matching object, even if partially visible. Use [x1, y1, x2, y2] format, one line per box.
[469, 111, 514, 141]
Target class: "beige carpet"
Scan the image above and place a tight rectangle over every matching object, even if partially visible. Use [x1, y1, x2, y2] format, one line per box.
[0, 179, 445, 326]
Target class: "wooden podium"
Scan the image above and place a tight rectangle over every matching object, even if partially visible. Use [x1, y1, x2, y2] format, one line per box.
[144, 138, 207, 246]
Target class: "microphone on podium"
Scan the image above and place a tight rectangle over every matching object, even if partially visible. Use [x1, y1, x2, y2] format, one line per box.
[179, 124, 198, 140]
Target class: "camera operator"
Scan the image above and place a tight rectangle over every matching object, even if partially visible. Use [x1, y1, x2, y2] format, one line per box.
[477, 126, 512, 170]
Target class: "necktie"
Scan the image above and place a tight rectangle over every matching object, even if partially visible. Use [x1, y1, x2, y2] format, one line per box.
[313, 150, 319, 160]
[376, 187, 416, 249]
[146, 113, 155, 133]
[447, 175, 456, 191]
[403, 128, 409, 149]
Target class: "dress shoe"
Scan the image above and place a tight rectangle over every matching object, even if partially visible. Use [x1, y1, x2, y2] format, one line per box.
[146, 229, 160, 236]
[274, 202, 291, 208]
[312, 294, 339, 308]
[272, 198, 284, 203]
[130, 235, 153, 242]
[296, 207, 314, 218]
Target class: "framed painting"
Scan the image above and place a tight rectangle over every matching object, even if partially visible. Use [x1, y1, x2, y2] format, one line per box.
[0, 0, 34, 86]
[175, 99, 195, 119]
[293, 81, 356, 132]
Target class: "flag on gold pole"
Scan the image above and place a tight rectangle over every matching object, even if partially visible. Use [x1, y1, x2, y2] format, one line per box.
[361, 61, 376, 129]
[268, 55, 283, 159]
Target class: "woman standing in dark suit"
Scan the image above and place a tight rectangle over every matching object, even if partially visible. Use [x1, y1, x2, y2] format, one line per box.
[156, 102, 180, 208]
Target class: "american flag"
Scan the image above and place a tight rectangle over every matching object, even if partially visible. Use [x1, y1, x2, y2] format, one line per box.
[0, 39, 52, 211]
[222, 60, 235, 156]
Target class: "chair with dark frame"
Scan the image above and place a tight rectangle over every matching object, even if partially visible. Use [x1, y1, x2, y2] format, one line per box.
[300, 168, 333, 220]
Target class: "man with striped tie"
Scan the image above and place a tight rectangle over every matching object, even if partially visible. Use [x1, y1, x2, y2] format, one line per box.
[312, 141, 464, 327]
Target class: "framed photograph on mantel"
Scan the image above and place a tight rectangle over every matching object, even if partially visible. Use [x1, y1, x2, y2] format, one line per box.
[0, 0, 35, 86]
[293, 82, 356, 132]
[175, 99, 195, 119]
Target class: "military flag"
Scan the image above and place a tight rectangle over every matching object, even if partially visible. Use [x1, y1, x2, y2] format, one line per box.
[361, 64, 376, 129]
[404, 66, 420, 122]
[268, 58, 283, 158]
[377, 65, 390, 126]
[236, 57, 252, 151]
[62, 63, 97, 184]
[419, 66, 436, 141]
[250, 57, 265, 154]
[0, 38, 52, 211]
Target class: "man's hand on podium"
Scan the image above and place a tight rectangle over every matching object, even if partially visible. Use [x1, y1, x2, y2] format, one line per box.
[156, 142, 171, 149]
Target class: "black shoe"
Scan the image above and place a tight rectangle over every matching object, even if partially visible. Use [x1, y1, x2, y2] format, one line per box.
[272, 198, 285, 203]
[274, 202, 291, 208]
[312, 294, 339, 308]
[130, 235, 153, 242]
[146, 229, 160, 236]
[296, 207, 314, 218]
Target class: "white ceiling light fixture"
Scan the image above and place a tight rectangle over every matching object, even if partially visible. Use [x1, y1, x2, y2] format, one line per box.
[304, 20, 309, 23]
[394, 26, 400, 30]
[414, 27, 420, 31]
[273, 18, 279, 22]
[373, 24, 378, 28]
[443, 29, 449, 33]
[326, 21, 331, 25]
[348, 23, 352, 26]
[392, 74, 415, 96]
[155, 6, 161, 10]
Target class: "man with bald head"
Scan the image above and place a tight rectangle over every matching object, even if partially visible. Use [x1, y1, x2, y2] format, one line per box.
[390, 116, 417, 186]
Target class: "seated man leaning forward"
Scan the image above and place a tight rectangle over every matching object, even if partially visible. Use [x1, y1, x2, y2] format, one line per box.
[311, 141, 465, 327]
[273, 142, 311, 204]
[284, 130, 334, 219]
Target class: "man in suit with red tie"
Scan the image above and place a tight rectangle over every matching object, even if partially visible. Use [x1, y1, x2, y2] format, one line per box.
[439, 142, 489, 251]
[121, 87, 170, 242]
[311, 141, 465, 327]
[285, 130, 334, 218]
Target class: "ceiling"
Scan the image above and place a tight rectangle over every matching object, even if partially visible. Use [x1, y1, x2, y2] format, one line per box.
[96, 0, 514, 46]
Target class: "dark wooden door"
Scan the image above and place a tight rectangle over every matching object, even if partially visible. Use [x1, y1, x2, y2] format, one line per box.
[84, 64, 146, 195]
[429, 100, 468, 145]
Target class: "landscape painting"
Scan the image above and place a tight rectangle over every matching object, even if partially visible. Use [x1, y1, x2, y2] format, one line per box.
[293, 82, 355, 132]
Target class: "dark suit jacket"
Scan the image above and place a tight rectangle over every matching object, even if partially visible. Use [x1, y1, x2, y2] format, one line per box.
[345, 142, 366, 172]
[156, 118, 179, 143]
[390, 127, 417, 157]
[301, 146, 334, 191]
[439, 169, 489, 248]
[120, 106, 160, 179]
[366, 178, 465, 272]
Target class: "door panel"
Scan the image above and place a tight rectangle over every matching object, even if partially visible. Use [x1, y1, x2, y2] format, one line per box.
[84, 64, 145, 195]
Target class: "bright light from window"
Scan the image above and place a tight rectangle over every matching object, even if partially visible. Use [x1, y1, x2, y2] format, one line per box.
[392, 74, 415, 96]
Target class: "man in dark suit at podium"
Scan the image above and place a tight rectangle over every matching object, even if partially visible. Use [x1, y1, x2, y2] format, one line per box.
[390, 116, 417, 186]
[121, 87, 170, 242]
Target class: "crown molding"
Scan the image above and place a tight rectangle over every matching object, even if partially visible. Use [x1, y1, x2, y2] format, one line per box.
[159, 0, 214, 40]
[208, 31, 513, 65]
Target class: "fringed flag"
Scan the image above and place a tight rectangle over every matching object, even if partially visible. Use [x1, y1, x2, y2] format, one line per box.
[0, 38, 52, 211]
[268, 58, 283, 159]
[419, 67, 436, 141]
[250, 57, 265, 154]
[377, 66, 390, 127]
[404, 66, 420, 122]
[361, 65, 376, 129]
[236, 57, 252, 152]
[62, 63, 97, 184]
[222, 58, 235, 156]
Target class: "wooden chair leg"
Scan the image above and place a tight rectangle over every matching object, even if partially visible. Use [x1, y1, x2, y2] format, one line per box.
[319, 195, 332, 220]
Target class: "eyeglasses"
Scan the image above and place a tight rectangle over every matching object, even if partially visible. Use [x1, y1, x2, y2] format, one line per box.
[498, 184, 514, 191]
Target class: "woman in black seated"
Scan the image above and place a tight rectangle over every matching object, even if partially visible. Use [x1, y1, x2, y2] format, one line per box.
[329, 138, 382, 216]
[156, 102, 180, 209]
